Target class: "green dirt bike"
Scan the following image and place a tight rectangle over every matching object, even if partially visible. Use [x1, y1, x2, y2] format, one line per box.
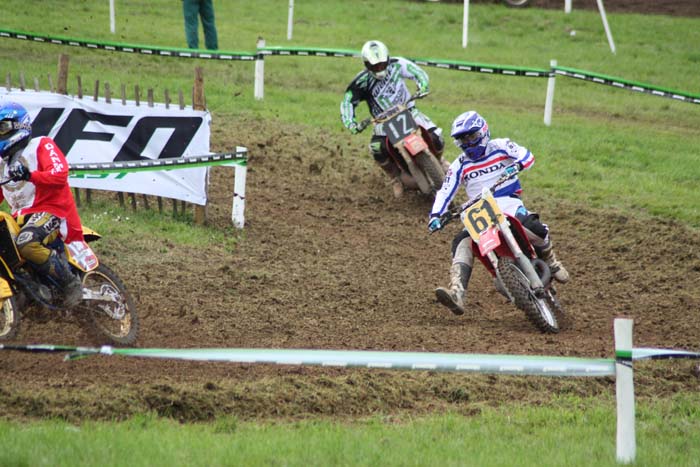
[0, 186, 138, 345]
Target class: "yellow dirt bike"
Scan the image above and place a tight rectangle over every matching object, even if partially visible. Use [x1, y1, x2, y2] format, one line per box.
[0, 207, 138, 345]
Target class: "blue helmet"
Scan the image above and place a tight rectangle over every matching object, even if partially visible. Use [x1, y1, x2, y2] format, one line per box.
[0, 102, 32, 160]
[450, 111, 490, 161]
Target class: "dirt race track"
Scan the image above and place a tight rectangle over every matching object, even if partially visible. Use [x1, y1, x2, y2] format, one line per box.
[2, 2, 700, 423]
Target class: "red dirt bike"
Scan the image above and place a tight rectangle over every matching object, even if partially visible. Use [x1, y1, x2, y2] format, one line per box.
[0, 186, 138, 344]
[357, 92, 446, 196]
[433, 164, 564, 333]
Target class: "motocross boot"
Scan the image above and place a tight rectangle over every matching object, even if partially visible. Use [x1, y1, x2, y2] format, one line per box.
[39, 250, 84, 308]
[435, 263, 472, 315]
[377, 159, 404, 198]
[439, 156, 451, 172]
[539, 241, 570, 283]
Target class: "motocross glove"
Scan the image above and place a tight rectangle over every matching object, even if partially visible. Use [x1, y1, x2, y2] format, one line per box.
[505, 162, 525, 176]
[348, 122, 360, 135]
[8, 164, 31, 182]
[503, 165, 518, 177]
[428, 216, 442, 233]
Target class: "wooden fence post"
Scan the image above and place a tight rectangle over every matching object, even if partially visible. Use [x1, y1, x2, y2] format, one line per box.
[57, 54, 69, 95]
[77, 75, 83, 99]
[193, 66, 207, 225]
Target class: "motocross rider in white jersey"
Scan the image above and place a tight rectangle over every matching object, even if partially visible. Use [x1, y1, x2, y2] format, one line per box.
[340, 40, 447, 198]
[427, 111, 569, 315]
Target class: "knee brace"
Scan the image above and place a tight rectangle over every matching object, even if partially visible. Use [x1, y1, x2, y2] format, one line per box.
[369, 135, 389, 163]
[451, 230, 474, 267]
[515, 210, 549, 247]
[16, 213, 60, 265]
[429, 129, 445, 155]
[16, 227, 53, 264]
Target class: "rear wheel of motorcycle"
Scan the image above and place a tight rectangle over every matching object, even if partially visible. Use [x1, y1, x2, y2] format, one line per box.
[0, 296, 19, 340]
[415, 150, 445, 194]
[497, 257, 559, 333]
[79, 264, 139, 345]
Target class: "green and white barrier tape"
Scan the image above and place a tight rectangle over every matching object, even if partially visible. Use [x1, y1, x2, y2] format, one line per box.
[4, 344, 697, 374]
[630, 347, 700, 361]
[68, 149, 247, 175]
[0, 28, 256, 61]
[1, 28, 697, 104]
[554, 65, 700, 104]
[0, 344, 615, 377]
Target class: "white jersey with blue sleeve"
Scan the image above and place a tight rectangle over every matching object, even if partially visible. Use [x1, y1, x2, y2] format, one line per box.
[430, 138, 534, 218]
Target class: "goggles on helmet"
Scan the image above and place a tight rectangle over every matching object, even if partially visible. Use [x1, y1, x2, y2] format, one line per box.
[0, 120, 14, 136]
[0, 120, 29, 137]
[455, 131, 483, 147]
[367, 61, 388, 74]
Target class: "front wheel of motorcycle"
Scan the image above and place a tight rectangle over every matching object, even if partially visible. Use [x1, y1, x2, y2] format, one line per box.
[0, 296, 20, 340]
[415, 150, 445, 194]
[78, 264, 139, 345]
[497, 257, 559, 333]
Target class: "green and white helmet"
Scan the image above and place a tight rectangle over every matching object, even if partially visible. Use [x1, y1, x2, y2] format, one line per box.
[361, 40, 390, 80]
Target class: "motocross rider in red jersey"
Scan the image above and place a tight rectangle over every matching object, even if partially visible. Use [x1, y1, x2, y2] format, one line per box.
[427, 111, 569, 315]
[340, 40, 447, 198]
[0, 101, 84, 308]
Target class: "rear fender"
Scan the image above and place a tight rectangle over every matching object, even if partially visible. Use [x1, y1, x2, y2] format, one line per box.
[82, 226, 102, 243]
[0, 276, 12, 298]
[0, 213, 23, 272]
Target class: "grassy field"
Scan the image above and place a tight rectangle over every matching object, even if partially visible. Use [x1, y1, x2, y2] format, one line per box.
[2, 393, 700, 466]
[2, 0, 700, 225]
[2, 1, 700, 465]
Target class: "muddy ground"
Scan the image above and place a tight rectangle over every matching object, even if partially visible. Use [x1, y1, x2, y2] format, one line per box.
[1, 112, 699, 423]
[2, 1, 700, 423]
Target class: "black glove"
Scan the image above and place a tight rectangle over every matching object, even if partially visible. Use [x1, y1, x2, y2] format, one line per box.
[9, 164, 31, 182]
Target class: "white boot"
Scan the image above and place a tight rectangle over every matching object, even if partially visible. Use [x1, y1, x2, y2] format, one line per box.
[540, 242, 569, 283]
[378, 160, 404, 199]
[389, 176, 404, 198]
[435, 263, 471, 315]
[440, 157, 450, 172]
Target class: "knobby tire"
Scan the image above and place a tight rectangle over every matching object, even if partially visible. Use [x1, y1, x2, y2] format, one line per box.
[79, 264, 139, 345]
[497, 257, 559, 333]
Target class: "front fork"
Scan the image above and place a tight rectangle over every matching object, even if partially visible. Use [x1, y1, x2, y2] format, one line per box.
[489, 220, 546, 297]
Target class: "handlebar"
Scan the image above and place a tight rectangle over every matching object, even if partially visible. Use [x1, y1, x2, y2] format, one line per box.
[356, 91, 430, 134]
[430, 163, 522, 232]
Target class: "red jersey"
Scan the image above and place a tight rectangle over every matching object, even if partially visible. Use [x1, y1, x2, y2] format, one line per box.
[0, 136, 84, 243]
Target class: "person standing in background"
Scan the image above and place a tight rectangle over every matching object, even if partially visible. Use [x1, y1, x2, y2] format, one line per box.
[183, 0, 219, 50]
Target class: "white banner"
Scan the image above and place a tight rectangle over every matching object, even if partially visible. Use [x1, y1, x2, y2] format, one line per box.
[0, 90, 211, 205]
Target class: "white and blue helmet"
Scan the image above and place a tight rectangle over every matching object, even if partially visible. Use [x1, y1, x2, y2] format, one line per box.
[0, 102, 32, 160]
[451, 111, 490, 161]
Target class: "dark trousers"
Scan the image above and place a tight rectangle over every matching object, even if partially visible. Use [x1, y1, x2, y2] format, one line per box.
[183, 0, 218, 50]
